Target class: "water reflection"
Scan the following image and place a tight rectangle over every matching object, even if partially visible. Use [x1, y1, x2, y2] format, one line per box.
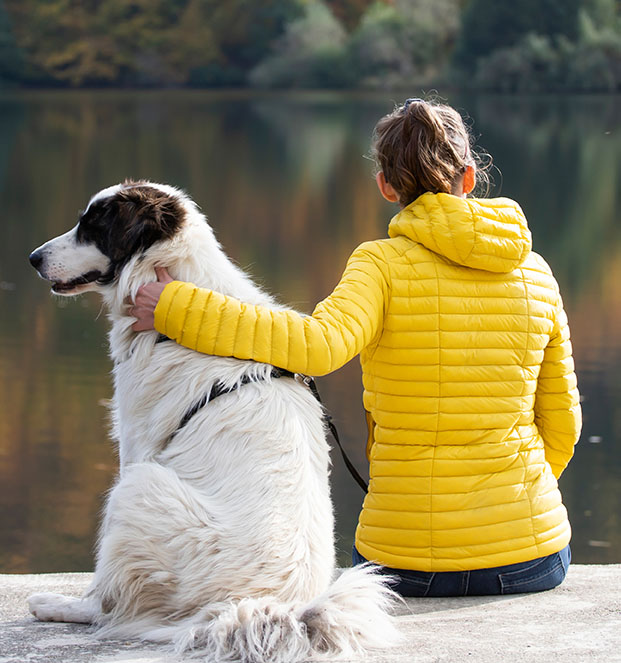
[0, 91, 619, 571]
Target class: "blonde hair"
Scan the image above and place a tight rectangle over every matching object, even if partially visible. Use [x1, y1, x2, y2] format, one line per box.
[371, 98, 489, 207]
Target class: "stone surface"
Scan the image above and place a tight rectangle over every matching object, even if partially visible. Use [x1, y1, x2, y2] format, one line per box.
[1, 566, 620, 662]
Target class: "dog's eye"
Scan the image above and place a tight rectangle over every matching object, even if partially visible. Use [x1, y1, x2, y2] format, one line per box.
[77, 210, 107, 242]
[82, 215, 103, 228]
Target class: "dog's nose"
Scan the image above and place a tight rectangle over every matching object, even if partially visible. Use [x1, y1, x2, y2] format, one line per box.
[29, 249, 44, 270]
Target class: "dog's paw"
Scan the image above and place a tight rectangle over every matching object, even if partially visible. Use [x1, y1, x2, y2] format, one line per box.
[28, 592, 71, 622]
[28, 592, 98, 624]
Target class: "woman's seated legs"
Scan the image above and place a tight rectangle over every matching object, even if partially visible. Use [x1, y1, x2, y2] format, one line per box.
[352, 545, 571, 597]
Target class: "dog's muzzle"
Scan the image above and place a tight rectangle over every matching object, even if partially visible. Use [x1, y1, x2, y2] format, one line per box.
[29, 247, 104, 293]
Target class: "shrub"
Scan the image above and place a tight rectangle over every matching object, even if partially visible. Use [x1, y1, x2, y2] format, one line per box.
[472, 9, 621, 93]
[348, 0, 460, 87]
[455, 0, 583, 72]
[249, 0, 352, 88]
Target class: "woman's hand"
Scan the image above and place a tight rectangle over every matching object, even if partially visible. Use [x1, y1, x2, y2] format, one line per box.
[129, 266, 174, 332]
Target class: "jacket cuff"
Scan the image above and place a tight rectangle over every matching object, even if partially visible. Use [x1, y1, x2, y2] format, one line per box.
[153, 280, 197, 340]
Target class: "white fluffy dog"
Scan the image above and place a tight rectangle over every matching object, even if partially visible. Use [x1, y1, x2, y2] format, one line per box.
[28, 181, 398, 662]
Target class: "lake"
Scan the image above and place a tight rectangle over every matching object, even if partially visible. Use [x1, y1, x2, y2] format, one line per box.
[0, 90, 619, 572]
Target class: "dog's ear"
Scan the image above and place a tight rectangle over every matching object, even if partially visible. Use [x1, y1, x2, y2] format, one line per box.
[110, 187, 183, 261]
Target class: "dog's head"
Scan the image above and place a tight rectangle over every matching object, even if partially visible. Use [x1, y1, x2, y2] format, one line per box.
[29, 181, 186, 295]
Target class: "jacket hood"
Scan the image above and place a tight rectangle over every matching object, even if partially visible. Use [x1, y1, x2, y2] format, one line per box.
[388, 193, 532, 273]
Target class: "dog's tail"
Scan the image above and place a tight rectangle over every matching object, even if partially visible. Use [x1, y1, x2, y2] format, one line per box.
[146, 564, 401, 662]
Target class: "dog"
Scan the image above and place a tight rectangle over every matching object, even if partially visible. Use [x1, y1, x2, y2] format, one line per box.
[27, 181, 398, 662]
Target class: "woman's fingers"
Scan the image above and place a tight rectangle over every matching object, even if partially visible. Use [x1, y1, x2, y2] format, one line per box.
[155, 266, 173, 283]
[124, 268, 173, 331]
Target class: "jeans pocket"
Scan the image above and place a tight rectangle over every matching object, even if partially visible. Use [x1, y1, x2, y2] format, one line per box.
[499, 553, 566, 595]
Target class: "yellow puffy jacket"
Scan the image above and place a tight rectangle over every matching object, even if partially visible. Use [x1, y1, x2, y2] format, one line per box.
[154, 193, 581, 572]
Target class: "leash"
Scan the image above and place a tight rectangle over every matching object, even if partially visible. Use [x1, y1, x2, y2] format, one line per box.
[160, 339, 369, 492]
[301, 376, 369, 493]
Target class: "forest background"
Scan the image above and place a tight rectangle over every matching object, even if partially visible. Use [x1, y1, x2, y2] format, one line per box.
[0, 0, 619, 92]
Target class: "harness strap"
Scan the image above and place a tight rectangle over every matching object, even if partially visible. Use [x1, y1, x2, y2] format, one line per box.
[175, 367, 295, 436]
[158, 332, 368, 492]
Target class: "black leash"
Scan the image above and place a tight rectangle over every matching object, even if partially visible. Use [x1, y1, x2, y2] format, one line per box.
[301, 376, 369, 493]
[160, 337, 369, 492]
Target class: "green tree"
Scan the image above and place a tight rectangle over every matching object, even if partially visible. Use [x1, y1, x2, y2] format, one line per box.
[5, 0, 194, 86]
[348, 0, 461, 86]
[471, 0, 620, 92]
[325, 0, 374, 30]
[582, 0, 620, 26]
[455, 0, 583, 70]
[3, 0, 299, 87]
[250, 0, 351, 88]
[190, 0, 302, 84]
[0, 0, 23, 84]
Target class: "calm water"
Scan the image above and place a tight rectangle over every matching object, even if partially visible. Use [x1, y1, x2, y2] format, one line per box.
[0, 90, 619, 572]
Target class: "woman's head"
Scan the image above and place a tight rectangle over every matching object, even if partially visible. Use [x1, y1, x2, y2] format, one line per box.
[371, 98, 488, 207]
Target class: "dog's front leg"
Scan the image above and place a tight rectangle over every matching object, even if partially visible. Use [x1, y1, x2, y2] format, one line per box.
[28, 591, 101, 624]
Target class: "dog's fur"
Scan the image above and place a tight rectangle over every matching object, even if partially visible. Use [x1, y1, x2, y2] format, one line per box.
[28, 181, 398, 662]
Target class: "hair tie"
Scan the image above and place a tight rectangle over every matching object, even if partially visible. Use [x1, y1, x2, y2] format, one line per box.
[402, 98, 425, 111]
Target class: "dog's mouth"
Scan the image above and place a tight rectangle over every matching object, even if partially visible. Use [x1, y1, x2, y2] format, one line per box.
[51, 270, 103, 295]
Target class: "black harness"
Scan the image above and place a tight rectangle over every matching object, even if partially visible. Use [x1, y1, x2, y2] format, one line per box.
[176, 366, 296, 435]
[159, 334, 368, 492]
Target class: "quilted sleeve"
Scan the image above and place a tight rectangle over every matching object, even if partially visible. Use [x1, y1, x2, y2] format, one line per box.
[534, 298, 582, 479]
[153, 242, 390, 376]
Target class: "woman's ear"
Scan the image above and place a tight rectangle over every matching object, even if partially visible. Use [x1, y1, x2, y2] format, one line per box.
[462, 165, 476, 195]
[376, 172, 400, 203]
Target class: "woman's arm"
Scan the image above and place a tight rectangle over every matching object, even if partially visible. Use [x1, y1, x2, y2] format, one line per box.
[534, 298, 582, 479]
[152, 242, 391, 376]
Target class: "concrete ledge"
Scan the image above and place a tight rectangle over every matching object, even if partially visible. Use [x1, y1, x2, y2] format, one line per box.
[1, 566, 620, 662]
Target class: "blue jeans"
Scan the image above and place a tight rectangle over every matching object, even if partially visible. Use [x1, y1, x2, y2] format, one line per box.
[352, 545, 571, 597]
